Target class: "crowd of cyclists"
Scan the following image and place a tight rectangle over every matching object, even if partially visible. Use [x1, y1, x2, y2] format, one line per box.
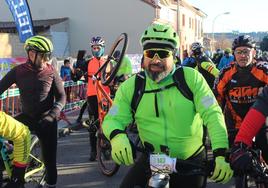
[1, 19, 268, 187]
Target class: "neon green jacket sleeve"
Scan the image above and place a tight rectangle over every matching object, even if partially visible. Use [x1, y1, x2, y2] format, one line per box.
[116, 55, 133, 77]
[0, 111, 31, 166]
[184, 67, 228, 151]
[200, 61, 220, 77]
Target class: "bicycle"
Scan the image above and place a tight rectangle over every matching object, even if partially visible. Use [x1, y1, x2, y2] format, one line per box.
[91, 33, 128, 176]
[239, 148, 268, 188]
[228, 129, 268, 188]
[125, 141, 215, 188]
[0, 135, 46, 187]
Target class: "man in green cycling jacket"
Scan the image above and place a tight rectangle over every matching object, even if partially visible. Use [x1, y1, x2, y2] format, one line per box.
[102, 21, 233, 188]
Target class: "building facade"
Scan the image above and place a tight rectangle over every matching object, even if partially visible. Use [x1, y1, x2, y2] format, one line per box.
[0, 0, 205, 58]
[157, 0, 206, 56]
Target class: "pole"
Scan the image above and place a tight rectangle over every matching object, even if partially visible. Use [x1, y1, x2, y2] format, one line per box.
[177, 0, 181, 58]
[211, 12, 230, 52]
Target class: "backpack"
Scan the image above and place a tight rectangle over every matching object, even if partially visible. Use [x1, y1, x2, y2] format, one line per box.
[130, 66, 193, 116]
[130, 67, 208, 152]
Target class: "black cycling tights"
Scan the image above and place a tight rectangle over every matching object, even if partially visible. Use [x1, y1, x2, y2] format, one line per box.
[120, 150, 207, 188]
[15, 113, 58, 185]
[87, 96, 99, 152]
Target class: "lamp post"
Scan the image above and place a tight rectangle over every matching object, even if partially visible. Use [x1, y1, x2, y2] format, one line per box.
[211, 12, 230, 51]
[177, 0, 181, 58]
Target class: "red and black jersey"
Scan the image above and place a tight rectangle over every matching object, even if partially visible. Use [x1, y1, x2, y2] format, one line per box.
[214, 61, 268, 129]
[235, 86, 268, 146]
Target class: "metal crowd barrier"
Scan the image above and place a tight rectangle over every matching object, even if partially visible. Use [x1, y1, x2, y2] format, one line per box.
[0, 81, 87, 117]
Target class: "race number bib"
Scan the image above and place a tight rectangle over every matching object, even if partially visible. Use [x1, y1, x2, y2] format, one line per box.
[150, 154, 177, 174]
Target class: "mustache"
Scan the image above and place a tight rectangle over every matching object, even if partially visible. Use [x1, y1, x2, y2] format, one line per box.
[149, 63, 165, 69]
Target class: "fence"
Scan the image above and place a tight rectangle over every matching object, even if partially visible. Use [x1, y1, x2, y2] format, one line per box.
[0, 53, 142, 117]
[0, 81, 87, 117]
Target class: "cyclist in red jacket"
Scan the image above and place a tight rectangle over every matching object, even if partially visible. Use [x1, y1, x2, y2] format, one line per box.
[230, 85, 268, 174]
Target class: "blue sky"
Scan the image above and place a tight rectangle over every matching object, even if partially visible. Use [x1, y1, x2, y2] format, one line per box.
[186, 0, 268, 33]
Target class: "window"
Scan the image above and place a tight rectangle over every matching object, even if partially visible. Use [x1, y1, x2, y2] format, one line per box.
[189, 17, 191, 29]
[195, 18, 197, 36]
[182, 14, 185, 27]
[198, 20, 201, 38]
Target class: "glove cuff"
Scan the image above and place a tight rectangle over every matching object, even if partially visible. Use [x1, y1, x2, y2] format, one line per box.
[234, 142, 250, 149]
[213, 148, 227, 157]
[110, 129, 126, 140]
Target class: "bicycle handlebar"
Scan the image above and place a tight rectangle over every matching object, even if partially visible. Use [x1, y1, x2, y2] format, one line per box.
[247, 149, 268, 183]
[129, 138, 215, 176]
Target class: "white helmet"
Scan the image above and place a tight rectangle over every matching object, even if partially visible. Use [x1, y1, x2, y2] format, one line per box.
[90, 36, 105, 47]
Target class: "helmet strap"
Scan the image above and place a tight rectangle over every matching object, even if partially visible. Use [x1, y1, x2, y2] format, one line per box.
[27, 50, 39, 70]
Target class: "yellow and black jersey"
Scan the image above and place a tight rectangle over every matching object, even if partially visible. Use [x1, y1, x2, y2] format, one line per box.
[0, 111, 30, 167]
[214, 61, 268, 129]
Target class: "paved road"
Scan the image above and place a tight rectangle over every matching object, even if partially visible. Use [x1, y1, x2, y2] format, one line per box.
[39, 110, 236, 187]
[57, 130, 128, 188]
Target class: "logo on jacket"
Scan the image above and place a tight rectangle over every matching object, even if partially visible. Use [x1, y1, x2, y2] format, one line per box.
[229, 86, 259, 103]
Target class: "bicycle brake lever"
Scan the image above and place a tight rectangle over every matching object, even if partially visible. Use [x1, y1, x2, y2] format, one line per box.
[92, 75, 97, 81]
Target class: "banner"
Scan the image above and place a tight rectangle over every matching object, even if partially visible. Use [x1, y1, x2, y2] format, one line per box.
[0, 57, 26, 79]
[127, 54, 142, 73]
[5, 0, 34, 42]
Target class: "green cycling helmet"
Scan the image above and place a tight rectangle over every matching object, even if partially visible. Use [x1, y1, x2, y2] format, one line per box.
[140, 22, 179, 49]
[24, 35, 53, 53]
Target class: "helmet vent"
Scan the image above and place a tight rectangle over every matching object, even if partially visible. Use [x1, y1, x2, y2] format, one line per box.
[153, 28, 168, 33]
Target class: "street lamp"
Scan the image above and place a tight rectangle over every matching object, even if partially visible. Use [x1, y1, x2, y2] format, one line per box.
[211, 11, 230, 51]
[176, 0, 181, 59]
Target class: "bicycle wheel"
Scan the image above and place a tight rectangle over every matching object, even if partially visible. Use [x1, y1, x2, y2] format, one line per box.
[239, 174, 267, 188]
[101, 33, 128, 86]
[97, 132, 120, 176]
[25, 135, 46, 188]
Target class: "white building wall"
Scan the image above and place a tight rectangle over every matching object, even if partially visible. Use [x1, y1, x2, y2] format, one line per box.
[0, 0, 155, 56]
[178, 6, 204, 52]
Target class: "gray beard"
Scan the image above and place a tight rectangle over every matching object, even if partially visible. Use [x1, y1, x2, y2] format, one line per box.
[146, 69, 170, 82]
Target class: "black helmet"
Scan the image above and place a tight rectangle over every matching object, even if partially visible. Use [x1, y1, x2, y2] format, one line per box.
[191, 42, 203, 55]
[232, 35, 256, 50]
[191, 42, 203, 51]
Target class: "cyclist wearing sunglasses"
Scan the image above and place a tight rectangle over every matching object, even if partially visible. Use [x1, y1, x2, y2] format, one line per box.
[184, 42, 219, 89]
[214, 35, 268, 185]
[0, 35, 66, 188]
[102, 21, 233, 188]
[0, 111, 31, 188]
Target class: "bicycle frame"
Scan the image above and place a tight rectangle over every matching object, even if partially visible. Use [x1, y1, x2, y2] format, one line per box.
[0, 136, 45, 183]
[243, 149, 268, 188]
[25, 154, 45, 179]
[95, 79, 113, 128]
[0, 137, 13, 177]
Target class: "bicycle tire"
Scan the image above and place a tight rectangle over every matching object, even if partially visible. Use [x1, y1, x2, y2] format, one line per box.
[101, 33, 128, 86]
[238, 172, 268, 188]
[25, 135, 46, 188]
[97, 133, 120, 176]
